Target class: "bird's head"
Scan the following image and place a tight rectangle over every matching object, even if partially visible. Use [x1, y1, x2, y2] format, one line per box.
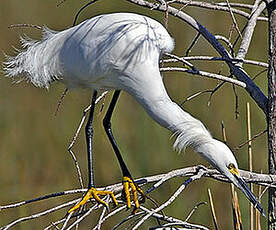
[196, 139, 265, 217]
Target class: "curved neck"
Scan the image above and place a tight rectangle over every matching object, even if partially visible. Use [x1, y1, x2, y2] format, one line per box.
[140, 94, 212, 151]
[123, 65, 212, 152]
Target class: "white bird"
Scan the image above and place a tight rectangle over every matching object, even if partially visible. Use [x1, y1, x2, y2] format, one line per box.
[4, 12, 264, 215]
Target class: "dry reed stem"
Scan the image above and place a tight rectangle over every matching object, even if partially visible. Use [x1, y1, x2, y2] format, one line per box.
[247, 102, 254, 230]
[207, 188, 219, 230]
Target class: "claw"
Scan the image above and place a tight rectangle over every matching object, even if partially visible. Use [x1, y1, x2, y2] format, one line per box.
[122, 176, 146, 213]
[68, 187, 118, 213]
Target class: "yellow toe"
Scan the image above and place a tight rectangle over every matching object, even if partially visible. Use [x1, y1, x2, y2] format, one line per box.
[122, 176, 146, 212]
[68, 187, 118, 213]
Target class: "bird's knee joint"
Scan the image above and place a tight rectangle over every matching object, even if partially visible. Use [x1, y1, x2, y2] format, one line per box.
[85, 125, 93, 136]
[103, 118, 111, 130]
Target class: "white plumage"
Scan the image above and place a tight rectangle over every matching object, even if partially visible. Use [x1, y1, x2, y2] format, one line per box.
[4, 12, 264, 215]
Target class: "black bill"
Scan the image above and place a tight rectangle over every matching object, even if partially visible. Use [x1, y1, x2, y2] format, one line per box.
[234, 174, 265, 217]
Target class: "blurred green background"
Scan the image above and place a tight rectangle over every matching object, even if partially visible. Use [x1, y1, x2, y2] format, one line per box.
[0, 0, 268, 229]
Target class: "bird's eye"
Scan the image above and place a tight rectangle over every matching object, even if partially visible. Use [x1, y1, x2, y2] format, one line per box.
[228, 163, 240, 176]
[228, 163, 235, 170]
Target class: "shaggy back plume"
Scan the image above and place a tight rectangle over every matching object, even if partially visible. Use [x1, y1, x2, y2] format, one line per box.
[172, 119, 213, 153]
[3, 27, 62, 88]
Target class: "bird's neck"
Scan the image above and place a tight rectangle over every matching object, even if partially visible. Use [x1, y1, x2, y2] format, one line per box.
[133, 89, 212, 152]
[122, 65, 212, 152]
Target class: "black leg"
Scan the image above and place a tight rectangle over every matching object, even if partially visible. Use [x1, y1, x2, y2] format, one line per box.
[68, 91, 120, 213]
[85, 90, 98, 188]
[103, 90, 132, 178]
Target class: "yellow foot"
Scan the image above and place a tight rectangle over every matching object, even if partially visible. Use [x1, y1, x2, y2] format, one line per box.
[122, 176, 146, 213]
[68, 187, 118, 213]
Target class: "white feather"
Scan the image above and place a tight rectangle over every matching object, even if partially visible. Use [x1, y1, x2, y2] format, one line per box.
[4, 26, 63, 88]
[3, 12, 230, 160]
[3, 13, 265, 214]
[3, 13, 212, 153]
[173, 120, 212, 152]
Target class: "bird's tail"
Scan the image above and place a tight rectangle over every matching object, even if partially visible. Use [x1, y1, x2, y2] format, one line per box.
[3, 27, 62, 88]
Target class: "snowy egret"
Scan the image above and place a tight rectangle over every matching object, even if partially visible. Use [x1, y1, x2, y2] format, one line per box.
[4, 12, 265, 216]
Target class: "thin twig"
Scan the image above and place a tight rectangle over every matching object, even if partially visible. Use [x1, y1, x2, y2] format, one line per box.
[112, 210, 146, 230]
[225, 0, 243, 39]
[66, 204, 98, 230]
[54, 88, 68, 116]
[232, 83, 239, 119]
[96, 206, 107, 229]
[61, 212, 73, 230]
[181, 89, 213, 105]
[92, 205, 126, 230]
[164, 53, 196, 70]
[133, 169, 206, 229]
[180, 82, 224, 106]
[0, 190, 83, 210]
[160, 67, 246, 88]
[253, 68, 268, 80]
[185, 202, 207, 221]
[1, 199, 79, 230]
[235, 129, 267, 150]
[140, 206, 209, 230]
[73, 0, 101, 26]
[185, 32, 201, 56]
[44, 219, 66, 230]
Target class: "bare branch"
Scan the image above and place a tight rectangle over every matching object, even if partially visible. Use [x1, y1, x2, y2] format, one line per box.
[164, 53, 196, 70]
[236, 1, 267, 65]
[163, 56, 268, 68]
[125, 0, 268, 114]
[2, 165, 276, 229]
[132, 168, 206, 229]
[1, 199, 79, 230]
[141, 206, 209, 230]
[215, 2, 258, 10]
[91, 205, 126, 230]
[215, 35, 234, 54]
[0, 190, 83, 211]
[60, 212, 73, 230]
[170, 0, 267, 21]
[181, 82, 224, 106]
[160, 66, 246, 87]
